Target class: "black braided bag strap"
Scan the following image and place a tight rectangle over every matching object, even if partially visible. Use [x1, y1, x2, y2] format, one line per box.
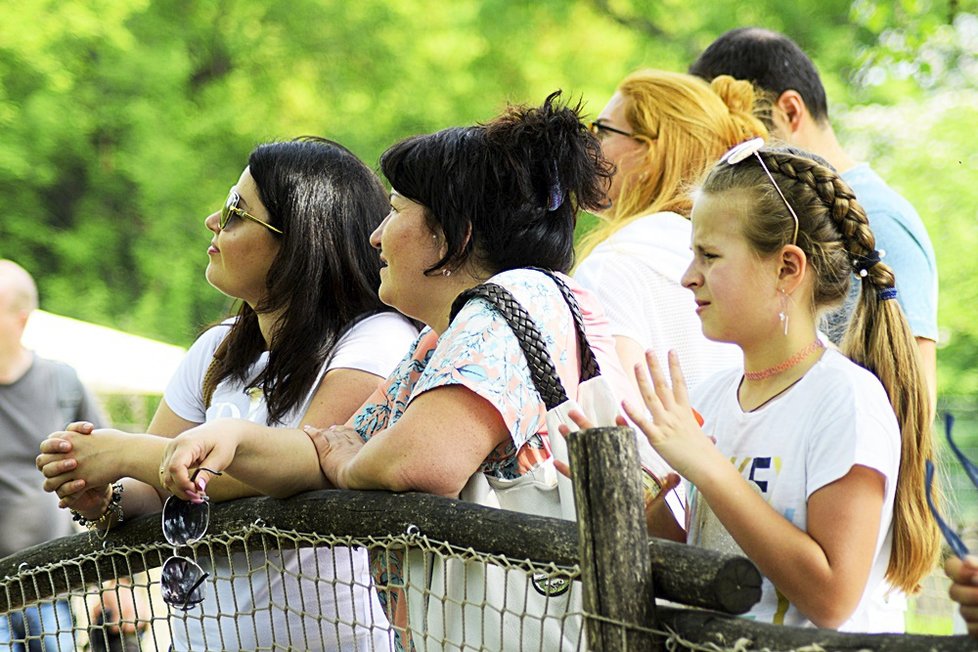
[449, 283, 569, 411]
[527, 268, 601, 382]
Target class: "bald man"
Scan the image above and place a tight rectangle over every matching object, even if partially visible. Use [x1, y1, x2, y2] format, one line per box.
[0, 260, 106, 651]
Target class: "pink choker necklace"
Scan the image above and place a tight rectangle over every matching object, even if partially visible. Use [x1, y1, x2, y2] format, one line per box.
[744, 339, 824, 381]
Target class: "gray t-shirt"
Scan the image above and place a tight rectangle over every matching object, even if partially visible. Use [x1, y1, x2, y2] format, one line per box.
[0, 354, 104, 557]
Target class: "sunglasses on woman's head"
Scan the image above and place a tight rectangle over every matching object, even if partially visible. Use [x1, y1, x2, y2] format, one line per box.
[925, 414, 974, 559]
[219, 189, 283, 234]
[160, 468, 222, 610]
[720, 137, 800, 247]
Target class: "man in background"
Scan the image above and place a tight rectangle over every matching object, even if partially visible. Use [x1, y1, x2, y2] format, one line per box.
[689, 27, 939, 409]
[0, 259, 141, 652]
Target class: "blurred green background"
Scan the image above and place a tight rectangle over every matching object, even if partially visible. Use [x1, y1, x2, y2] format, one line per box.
[1, 0, 977, 630]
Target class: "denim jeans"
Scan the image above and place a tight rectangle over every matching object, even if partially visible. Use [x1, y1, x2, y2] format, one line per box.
[0, 600, 75, 652]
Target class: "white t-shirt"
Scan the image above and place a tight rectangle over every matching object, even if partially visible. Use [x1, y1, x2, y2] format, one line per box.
[688, 349, 905, 632]
[163, 312, 418, 651]
[574, 211, 741, 391]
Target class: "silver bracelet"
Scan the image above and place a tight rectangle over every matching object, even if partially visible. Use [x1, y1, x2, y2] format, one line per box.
[70, 481, 124, 538]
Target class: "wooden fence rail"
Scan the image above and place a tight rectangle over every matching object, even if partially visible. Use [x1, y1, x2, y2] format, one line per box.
[1, 425, 973, 651]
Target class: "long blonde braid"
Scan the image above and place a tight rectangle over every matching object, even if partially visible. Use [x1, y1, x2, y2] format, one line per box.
[761, 151, 940, 592]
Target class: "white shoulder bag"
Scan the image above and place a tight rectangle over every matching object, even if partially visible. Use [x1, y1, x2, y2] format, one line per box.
[404, 270, 617, 651]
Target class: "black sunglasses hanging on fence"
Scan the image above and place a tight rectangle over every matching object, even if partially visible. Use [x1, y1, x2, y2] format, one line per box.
[160, 468, 222, 610]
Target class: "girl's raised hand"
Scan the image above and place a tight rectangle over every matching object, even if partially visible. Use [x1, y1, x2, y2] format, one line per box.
[622, 350, 714, 482]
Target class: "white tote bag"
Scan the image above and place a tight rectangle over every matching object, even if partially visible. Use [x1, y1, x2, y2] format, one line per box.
[405, 271, 618, 652]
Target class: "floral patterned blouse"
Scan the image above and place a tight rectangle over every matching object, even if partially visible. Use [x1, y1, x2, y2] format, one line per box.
[351, 268, 605, 477]
[350, 267, 623, 650]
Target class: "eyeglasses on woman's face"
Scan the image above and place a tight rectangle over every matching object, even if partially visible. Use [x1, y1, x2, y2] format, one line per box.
[219, 189, 283, 235]
[588, 120, 635, 141]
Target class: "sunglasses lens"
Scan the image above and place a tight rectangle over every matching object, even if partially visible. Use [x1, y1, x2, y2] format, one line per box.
[162, 497, 209, 546]
[161, 556, 207, 610]
[220, 191, 238, 229]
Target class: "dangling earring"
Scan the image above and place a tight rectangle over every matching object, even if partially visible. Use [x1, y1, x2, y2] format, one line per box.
[778, 288, 789, 337]
[442, 269, 452, 277]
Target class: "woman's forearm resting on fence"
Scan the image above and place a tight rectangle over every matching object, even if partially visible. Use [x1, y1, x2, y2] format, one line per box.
[306, 385, 510, 498]
[160, 418, 329, 499]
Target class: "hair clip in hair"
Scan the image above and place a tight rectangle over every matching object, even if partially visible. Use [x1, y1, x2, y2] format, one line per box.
[853, 249, 882, 276]
[547, 161, 564, 212]
[721, 137, 766, 165]
[878, 287, 898, 301]
[720, 137, 800, 246]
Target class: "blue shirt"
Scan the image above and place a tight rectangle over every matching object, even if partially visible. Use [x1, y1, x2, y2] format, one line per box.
[821, 164, 938, 342]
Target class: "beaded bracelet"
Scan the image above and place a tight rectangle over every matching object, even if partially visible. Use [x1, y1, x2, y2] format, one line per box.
[71, 481, 124, 539]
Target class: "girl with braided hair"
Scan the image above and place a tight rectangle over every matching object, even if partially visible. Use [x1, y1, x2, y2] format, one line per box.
[616, 139, 941, 631]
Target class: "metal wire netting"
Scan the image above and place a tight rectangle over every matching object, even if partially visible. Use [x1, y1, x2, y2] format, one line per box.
[1, 490, 974, 652]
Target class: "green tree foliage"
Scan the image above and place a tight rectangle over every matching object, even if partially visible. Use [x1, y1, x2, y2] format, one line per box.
[0, 0, 975, 403]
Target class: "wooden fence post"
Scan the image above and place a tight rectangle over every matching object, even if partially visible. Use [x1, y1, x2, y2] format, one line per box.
[568, 425, 658, 651]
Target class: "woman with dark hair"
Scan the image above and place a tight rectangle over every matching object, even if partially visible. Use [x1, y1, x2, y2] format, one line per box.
[37, 137, 416, 650]
[156, 93, 643, 650]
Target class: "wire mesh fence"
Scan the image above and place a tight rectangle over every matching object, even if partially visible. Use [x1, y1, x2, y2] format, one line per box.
[2, 427, 977, 651]
[0, 490, 593, 652]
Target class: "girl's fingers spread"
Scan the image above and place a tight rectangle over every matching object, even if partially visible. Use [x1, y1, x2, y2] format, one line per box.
[667, 350, 690, 404]
[37, 457, 64, 476]
[614, 414, 629, 428]
[634, 363, 663, 415]
[645, 350, 675, 409]
[43, 474, 73, 493]
[622, 399, 658, 442]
